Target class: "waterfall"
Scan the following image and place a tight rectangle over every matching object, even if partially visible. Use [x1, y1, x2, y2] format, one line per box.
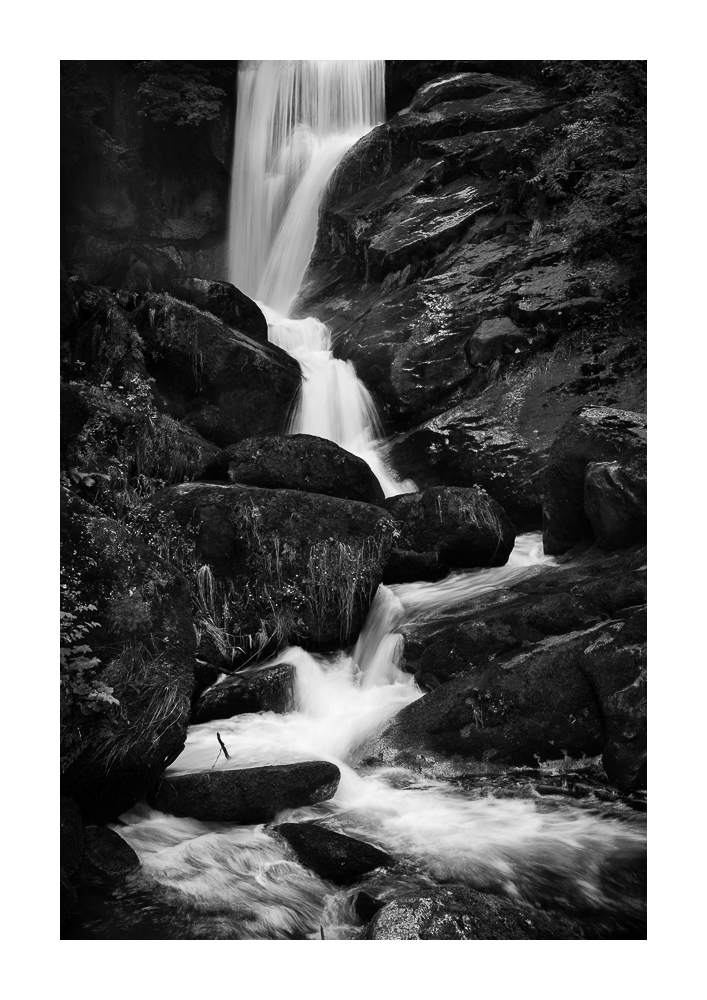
[228, 60, 413, 498]
[228, 60, 384, 314]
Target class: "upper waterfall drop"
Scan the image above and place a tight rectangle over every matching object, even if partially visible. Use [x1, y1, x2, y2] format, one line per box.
[228, 60, 384, 316]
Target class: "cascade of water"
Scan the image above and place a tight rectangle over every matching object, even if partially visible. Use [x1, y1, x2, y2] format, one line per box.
[228, 60, 413, 497]
[228, 60, 384, 314]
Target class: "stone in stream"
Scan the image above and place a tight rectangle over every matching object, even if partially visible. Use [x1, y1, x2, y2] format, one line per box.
[225, 433, 386, 506]
[78, 826, 141, 886]
[364, 885, 585, 939]
[148, 761, 341, 823]
[148, 482, 395, 655]
[382, 485, 515, 583]
[542, 406, 646, 555]
[368, 607, 646, 790]
[192, 662, 297, 724]
[60, 797, 84, 877]
[272, 823, 392, 886]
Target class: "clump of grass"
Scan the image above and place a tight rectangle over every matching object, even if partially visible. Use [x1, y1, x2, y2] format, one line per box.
[86, 644, 186, 776]
[304, 535, 386, 641]
[435, 488, 503, 537]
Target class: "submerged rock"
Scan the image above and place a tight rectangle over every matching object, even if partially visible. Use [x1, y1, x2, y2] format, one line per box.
[364, 885, 584, 939]
[383, 486, 515, 582]
[78, 826, 141, 885]
[149, 761, 341, 823]
[542, 406, 646, 555]
[273, 823, 392, 885]
[192, 662, 297, 723]
[226, 433, 385, 505]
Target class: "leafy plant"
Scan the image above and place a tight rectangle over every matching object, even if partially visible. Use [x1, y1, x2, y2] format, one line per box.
[135, 61, 235, 127]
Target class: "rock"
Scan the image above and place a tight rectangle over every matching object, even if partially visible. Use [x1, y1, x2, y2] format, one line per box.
[543, 406, 647, 555]
[192, 660, 224, 705]
[60, 871, 78, 927]
[60, 489, 196, 822]
[78, 826, 141, 885]
[273, 823, 392, 885]
[192, 662, 297, 723]
[353, 889, 385, 923]
[148, 482, 395, 654]
[383, 486, 515, 582]
[364, 885, 584, 939]
[584, 460, 647, 550]
[149, 761, 341, 823]
[370, 612, 645, 778]
[97, 244, 181, 292]
[132, 293, 301, 448]
[60, 797, 84, 876]
[465, 316, 529, 364]
[169, 277, 268, 341]
[61, 267, 78, 335]
[226, 434, 385, 505]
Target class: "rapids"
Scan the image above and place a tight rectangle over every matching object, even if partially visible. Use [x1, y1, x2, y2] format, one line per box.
[109, 536, 647, 940]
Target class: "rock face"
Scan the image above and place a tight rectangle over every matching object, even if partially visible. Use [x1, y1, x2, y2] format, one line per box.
[295, 63, 646, 531]
[542, 406, 647, 554]
[149, 482, 395, 655]
[364, 885, 584, 940]
[226, 434, 385, 505]
[383, 486, 515, 582]
[132, 293, 301, 448]
[149, 762, 341, 822]
[273, 823, 392, 885]
[79, 826, 141, 885]
[192, 662, 297, 723]
[169, 277, 268, 341]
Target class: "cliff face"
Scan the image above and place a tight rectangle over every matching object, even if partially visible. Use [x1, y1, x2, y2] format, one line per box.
[61, 61, 237, 286]
[296, 61, 646, 528]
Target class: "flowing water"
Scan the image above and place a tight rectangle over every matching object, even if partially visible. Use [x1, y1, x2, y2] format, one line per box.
[74, 61, 647, 939]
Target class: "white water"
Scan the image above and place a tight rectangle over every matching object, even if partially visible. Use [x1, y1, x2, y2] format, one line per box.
[116, 536, 647, 938]
[228, 59, 412, 498]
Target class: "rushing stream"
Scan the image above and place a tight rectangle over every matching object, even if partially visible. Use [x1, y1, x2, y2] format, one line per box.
[78, 60, 647, 940]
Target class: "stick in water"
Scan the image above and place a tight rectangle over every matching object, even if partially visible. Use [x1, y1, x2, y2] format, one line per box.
[211, 732, 232, 768]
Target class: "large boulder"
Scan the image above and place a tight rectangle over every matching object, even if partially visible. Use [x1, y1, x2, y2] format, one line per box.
[148, 482, 396, 656]
[132, 293, 301, 448]
[226, 434, 385, 505]
[169, 277, 268, 341]
[369, 608, 646, 787]
[149, 761, 341, 823]
[192, 662, 297, 723]
[364, 885, 584, 940]
[78, 826, 141, 886]
[60, 489, 197, 821]
[542, 406, 646, 555]
[273, 823, 392, 885]
[383, 486, 515, 582]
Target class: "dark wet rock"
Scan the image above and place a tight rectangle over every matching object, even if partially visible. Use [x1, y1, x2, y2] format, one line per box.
[542, 406, 646, 555]
[383, 486, 515, 582]
[371, 610, 645, 778]
[465, 316, 530, 364]
[78, 826, 141, 885]
[192, 660, 224, 705]
[60, 489, 196, 822]
[148, 482, 395, 653]
[96, 244, 182, 292]
[192, 662, 297, 723]
[353, 889, 386, 923]
[364, 885, 584, 939]
[149, 761, 341, 823]
[169, 277, 268, 341]
[584, 460, 647, 550]
[131, 293, 301, 448]
[60, 797, 84, 876]
[273, 823, 392, 886]
[226, 433, 385, 505]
